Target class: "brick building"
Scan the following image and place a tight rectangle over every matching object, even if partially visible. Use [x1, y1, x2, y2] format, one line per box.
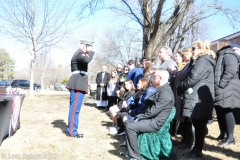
[211, 31, 240, 52]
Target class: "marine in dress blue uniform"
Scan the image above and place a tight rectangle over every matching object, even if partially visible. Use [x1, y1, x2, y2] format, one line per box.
[66, 40, 95, 138]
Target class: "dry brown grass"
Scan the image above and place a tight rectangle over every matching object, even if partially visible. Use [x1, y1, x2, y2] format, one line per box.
[0, 90, 240, 160]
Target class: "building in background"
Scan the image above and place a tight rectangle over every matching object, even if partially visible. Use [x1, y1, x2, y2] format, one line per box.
[211, 31, 240, 52]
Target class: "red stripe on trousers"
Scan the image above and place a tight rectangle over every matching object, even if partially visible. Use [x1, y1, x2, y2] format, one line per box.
[70, 91, 79, 136]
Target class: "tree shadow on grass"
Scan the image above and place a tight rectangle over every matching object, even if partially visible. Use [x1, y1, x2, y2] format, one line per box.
[174, 136, 240, 160]
[83, 97, 95, 103]
[95, 107, 108, 113]
[101, 120, 112, 128]
[100, 120, 127, 159]
[205, 134, 218, 141]
[51, 119, 67, 134]
[84, 102, 96, 107]
[203, 142, 240, 159]
[108, 134, 127, 159]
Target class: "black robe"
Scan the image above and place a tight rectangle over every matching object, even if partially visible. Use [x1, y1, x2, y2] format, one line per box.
[96, 72, 110, 100]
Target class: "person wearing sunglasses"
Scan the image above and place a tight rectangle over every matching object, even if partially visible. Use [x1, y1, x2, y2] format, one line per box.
[177, 40, 216, 158]
[116, 64, 123, 76]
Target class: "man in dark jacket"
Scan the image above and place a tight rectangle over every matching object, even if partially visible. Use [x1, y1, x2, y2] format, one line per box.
[124, 69, 174, 160]
[66, 40, 95, 138]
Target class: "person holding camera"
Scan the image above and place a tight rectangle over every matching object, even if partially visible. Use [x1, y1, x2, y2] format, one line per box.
[66, 40, 95, 138]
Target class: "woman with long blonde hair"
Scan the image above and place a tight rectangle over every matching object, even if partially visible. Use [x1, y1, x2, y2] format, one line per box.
[177, 40, 216, 158]
[169, 47, 193, 147]
[107, 70, 119, 111]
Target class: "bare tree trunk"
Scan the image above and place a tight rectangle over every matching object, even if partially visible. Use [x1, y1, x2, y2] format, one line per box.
[41, 74, 44, 91]
[29, 0, 37, 98]
[142, 0, 152, 57]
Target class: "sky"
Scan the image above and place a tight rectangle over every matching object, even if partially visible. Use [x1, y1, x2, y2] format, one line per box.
[0, 1, 116, 70]
[0, 0, 240, 70]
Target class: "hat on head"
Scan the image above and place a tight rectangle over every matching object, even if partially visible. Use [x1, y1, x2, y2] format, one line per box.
[80, 40, 94, 46]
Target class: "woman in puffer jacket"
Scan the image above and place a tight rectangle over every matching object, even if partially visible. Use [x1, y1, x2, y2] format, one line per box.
[214, 39, 240, 147]
[177, 40, 216, 159]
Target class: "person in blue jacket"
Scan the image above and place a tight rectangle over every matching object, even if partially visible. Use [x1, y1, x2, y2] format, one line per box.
[126, 57, 150, 88]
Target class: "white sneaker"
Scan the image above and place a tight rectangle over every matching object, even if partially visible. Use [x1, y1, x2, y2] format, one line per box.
[108, 127, 118, 134]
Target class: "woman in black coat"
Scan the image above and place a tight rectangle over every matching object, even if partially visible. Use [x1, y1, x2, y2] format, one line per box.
[214, 39, 240, 146]
[177, 41, 216, 158]
[232, 44, 240, 125]
[169, 48, 194, 149]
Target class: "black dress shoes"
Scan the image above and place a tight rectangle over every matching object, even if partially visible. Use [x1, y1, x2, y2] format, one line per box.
[67, 133, 84, 138]
[218, 137, 235, 146]
[186, 149, 203, 158]
[74, 134, 84, 138]
[216, 134, 227, 141]
[178, 144, 192, 151]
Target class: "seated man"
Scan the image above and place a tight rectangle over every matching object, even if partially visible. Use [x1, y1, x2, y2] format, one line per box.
[124, 69, 174, 160]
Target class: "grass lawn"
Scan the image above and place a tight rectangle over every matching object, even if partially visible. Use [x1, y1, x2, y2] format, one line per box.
[0, 90, 239, 160]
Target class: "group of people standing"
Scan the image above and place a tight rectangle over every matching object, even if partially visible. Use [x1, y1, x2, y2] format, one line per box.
[167, 39, 240, 159]
[64, 38, 240, 160]
[95, 39, 240, 160]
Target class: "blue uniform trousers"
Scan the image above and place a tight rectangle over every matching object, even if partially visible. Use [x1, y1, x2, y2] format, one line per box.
[67, 90, 84, 136]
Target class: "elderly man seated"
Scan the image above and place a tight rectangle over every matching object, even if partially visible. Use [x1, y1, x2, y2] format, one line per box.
[124, 69, 175, 160]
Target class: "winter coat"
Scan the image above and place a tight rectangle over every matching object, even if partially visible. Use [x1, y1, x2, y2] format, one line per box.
[173, 62, 192, 121]
[136, 83, 174, 131]
[177, 50, 216, 120]
[125, 89, 147, 111]
[116, 73, 128, 90]
[129, 86, 157, 117]
[117, 90, 135, 110]
[214, 46, 240, 109]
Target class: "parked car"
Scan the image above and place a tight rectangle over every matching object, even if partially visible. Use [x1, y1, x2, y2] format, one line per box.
[54, 84, 67, 91]
[11, 79, 41, 90]
[0, 81, 11, 87]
